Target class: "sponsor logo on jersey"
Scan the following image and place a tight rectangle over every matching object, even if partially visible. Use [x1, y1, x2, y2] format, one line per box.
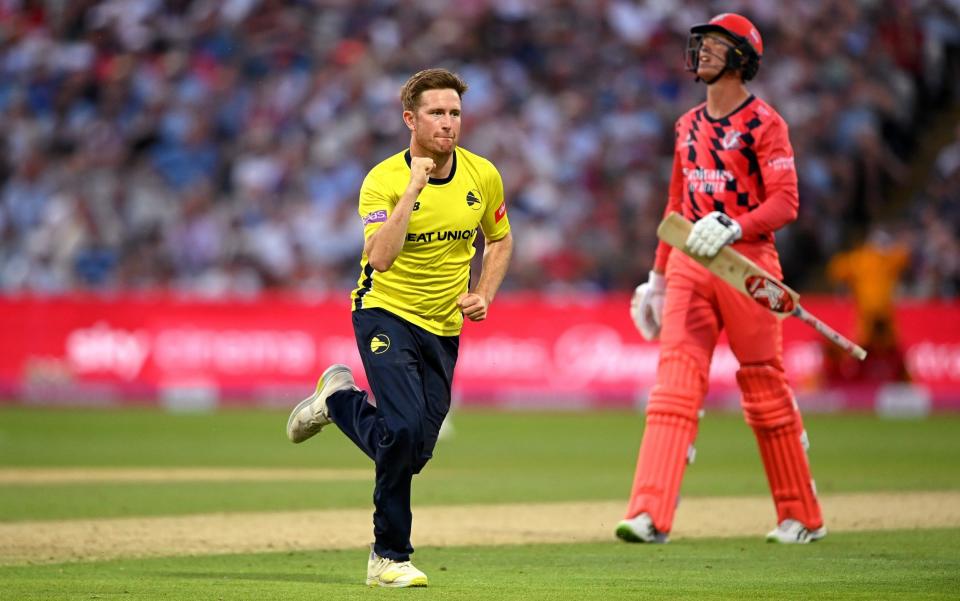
[370, 334, 391, 354]
[362, 210, 388, 226]
[746, 275, 795, 313]
[406, 229, 477, 243]
[721, 129, 743, 150]
[495, 201, 507, 223]
[767, 156, 795, 171]
[683, 167, 734, 194]
[466, 190, 482, 210]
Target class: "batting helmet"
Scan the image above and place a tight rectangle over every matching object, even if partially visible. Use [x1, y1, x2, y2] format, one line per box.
[686, 13, 763, 82]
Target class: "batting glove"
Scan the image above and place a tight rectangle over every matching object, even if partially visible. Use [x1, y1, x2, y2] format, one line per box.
[686, 211, 742, 257]
[630, 270, 666, 341]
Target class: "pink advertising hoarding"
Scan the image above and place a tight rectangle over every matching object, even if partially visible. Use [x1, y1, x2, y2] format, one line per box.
[1, 294, 957, 410]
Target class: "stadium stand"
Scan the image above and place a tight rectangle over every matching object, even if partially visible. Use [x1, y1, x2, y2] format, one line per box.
[0, 0, 958, 296]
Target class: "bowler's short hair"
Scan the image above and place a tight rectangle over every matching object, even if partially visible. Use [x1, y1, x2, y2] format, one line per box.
[400, 68, 468, 112]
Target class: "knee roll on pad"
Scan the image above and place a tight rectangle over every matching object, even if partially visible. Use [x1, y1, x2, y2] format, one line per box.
[656, 350, 708, 392]
[647, 350, 707, 421]
[646, 387, 701, 422]
[737, 364, 796, 430]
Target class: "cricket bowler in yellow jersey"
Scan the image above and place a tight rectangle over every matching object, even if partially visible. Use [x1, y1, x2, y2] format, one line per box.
[285, 68, 512, 588]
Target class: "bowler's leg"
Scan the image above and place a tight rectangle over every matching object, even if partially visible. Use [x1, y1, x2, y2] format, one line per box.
[349, 309, 427, 561]
[412, 332, 458, 475]
[325, 387, 378, 461]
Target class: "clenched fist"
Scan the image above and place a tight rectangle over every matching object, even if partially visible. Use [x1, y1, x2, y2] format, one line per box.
[457, 292, 489, 322]
[408, 156, 435, 192]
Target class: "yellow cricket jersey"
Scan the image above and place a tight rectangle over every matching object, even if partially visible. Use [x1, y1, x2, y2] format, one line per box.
[351, 147, 511, 336]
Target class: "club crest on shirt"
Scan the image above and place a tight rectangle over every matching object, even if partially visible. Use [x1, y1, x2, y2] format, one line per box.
[721, 129, 743, 150]
[370, 334, 391, 354]
[465, 190, 482, 210]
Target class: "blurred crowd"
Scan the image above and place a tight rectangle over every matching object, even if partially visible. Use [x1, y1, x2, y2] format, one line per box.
[1, 0, 958, 298]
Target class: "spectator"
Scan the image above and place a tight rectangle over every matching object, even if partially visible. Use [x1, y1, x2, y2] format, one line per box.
[0, 0, 957, 298]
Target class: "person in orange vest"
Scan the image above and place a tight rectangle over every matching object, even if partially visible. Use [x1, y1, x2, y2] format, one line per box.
[827, 226, 911, 382]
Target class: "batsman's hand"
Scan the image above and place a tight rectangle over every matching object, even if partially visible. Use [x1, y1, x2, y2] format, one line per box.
[408, 156, 435, 192]
[458, 292, 489, 322]
[630, 270, 666, 341]
[686, 211, 742, 257]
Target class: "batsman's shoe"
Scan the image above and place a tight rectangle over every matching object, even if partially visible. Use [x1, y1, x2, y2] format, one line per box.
[366, 548, 428, 588]
[766, 519, 827, 544]
[615, 512, 669, 544]
[286, 364, 355, 443]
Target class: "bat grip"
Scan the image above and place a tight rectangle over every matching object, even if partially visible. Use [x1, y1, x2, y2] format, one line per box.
[792, 305, 868, 361]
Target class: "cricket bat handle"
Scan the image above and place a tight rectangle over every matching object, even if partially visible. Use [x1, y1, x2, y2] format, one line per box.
[793, 305, 867, 361]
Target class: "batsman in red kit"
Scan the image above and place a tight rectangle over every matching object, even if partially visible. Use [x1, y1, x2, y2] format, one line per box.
[616, 13, 826, 545]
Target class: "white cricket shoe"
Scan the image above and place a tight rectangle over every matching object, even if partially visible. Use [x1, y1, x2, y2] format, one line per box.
[366, 547, 428, 588]
[766, 519, 827, 544]
[615, 512, 669, 543]
[286, 364, 356, 443]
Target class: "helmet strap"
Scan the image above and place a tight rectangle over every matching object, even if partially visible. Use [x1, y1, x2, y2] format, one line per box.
[702, 66, 728, 85]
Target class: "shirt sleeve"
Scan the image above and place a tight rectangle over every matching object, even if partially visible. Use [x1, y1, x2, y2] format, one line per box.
[736, 114, 799, 238]
[358, 172, 394, 240]
[653, 149, 685, 273]
[480, 165, 510, 241]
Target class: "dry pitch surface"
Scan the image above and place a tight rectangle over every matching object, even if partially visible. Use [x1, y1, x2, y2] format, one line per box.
[2, 468, 958, 565]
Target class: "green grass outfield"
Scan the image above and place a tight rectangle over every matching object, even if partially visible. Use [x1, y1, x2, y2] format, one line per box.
[1, 408, 959, 599]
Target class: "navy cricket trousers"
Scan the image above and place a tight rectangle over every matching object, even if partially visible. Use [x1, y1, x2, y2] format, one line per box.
[326, 308, 458, 561]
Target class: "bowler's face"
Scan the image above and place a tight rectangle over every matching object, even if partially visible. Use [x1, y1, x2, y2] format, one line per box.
[407, 88, 461, 155]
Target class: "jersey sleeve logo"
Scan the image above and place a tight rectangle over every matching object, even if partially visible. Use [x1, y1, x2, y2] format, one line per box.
[362, 210, 388, 226]
[767, 156, 795, 171]
[495, 201, 507, 223]
[466, 190, 482, 211]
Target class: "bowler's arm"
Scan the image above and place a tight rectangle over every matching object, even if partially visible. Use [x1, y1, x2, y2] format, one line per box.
[364, 157, 434, 272]
[363, 187, 417, 272]
[458, 232, 513, 322]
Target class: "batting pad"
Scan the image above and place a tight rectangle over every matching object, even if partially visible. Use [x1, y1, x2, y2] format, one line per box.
[738, 365, 824, 529]
[625, 351, 705, 533]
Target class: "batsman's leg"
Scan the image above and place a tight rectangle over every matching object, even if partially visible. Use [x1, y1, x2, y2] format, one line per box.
[620, 349, 707, 539]
[737, 364, 824, 535]
[717, 262, 826, 541]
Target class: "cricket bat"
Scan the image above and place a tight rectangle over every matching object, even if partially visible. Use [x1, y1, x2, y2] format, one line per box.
[657, 212, 867, 360]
